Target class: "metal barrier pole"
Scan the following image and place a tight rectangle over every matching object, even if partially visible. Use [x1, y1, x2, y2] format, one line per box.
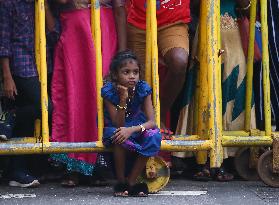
[145, 0, 152, 85]
[245, 0, 257, 131]
[197, 4, 209, 164]
[199, 0, 223, 168]
[91, 0, 104, 140]
[260, 0, 271, 136]
[37, 0, 49, 144]
[149, 0, 160, 127]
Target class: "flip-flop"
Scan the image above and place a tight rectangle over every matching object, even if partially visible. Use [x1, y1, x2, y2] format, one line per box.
[129, 183, 149, 197]
[114, 182, 129, 197]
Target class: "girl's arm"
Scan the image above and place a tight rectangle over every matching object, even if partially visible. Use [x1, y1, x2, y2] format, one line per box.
[113, 1, 127, 51]
[112, 94, 157, 144]
[104, 99, 126, 128]
[104, 85, 128, 127]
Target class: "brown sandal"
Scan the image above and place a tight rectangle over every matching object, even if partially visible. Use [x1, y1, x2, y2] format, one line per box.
[193, 168, 212, 181]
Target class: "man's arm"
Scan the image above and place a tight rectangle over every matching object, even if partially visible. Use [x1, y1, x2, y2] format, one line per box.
[113, 1, 127, 51]
[0, 2, 17, 99]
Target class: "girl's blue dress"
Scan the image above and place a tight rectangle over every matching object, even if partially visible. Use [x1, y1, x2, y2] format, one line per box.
[101, 80, 162, 157]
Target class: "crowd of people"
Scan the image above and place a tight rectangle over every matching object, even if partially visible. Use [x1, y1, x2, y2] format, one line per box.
[0, 0, 278, 197]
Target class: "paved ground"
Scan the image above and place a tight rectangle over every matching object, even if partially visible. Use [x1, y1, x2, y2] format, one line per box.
[1, 179, 279, 205]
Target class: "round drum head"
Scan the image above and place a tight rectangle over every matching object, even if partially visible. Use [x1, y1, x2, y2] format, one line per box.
[138, 156, 170, 193]
[258, 150, 279, 188]
[234, 148, 260, 181]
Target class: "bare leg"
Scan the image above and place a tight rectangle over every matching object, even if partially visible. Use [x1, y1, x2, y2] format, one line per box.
[127, 155, 149, 186]
[160, 48, 189, 124]
[114, 145, 126, 183]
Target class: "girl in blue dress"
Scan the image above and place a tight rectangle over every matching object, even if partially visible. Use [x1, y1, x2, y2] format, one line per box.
[101, 50, 162, 197]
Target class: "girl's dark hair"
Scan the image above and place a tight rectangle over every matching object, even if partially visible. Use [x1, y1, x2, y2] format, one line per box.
[109, 50, 141, 82]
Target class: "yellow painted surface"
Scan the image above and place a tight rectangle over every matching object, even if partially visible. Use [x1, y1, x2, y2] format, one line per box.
[91, 1, 104, 141]
[260, 0, 271, 136]
[244, 0, 257, 131]
[38, 0, 49, 143]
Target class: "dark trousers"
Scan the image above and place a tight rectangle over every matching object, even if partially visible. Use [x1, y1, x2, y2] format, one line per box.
[9, 75, 52, 174]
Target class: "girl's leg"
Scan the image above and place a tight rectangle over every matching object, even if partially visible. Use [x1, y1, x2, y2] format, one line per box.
[127, 155, 148, 186]
[114, 145, 126, 182]
[113, 145, 129, 197]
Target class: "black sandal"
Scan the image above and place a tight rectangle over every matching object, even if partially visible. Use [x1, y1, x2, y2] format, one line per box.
[114, 182, 129, 197]
[129, 183, 149, 197]
[211, 167, 234, 182]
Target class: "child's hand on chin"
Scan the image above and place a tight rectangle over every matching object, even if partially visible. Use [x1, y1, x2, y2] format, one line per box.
[112, 127, 134, 144]
[117, 85, 128, 101]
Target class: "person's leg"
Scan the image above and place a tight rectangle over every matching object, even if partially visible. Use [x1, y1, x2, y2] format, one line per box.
[161, 48, 189, 125]
[113, 145, 129, 196]
[127, 155, 148, 186]
[127, 24, 146, 78]
[158, 24, 189, 125]
[114, 145, 126, 182]
[8, 76, 51, 187]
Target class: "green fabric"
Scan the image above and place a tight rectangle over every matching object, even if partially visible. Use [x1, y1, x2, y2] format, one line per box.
[221, 63, 255, 120]
[221, 0, 237, 18]
[222, 63, 239, 115]
[50, 153, 95, 176]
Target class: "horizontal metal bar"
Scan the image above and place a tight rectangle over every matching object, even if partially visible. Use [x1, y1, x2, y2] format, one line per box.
[222, 136, 273, 147]
[222, 131, 250, 136]
[161, 140, 212, 152]
[0, 140, 212, 155]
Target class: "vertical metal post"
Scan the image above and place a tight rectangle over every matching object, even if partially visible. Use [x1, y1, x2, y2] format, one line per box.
[260, 0, 271, 136]
[145, 0, 152, 85]
[37, 0, 49, 144]
[149, 0, 160, 127]
[197, 3, 210, 164]
[91, 0, 104, 140]
[199, 0, 223, 168]
[245, 0, 257, 131]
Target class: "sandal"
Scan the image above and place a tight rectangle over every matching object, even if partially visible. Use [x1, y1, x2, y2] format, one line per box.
[129, 183, 149, 197]
[61, 173, 79, 187]
[193, 163, 212, 181]
[114, 182, 129, 197]
[193, 167, 212, 181]
[211, 167, 234, 182]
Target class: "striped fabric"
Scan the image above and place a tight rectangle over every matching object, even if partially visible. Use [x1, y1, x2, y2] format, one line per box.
[255, 1, 279, 129]
[268, 0, 279, 128]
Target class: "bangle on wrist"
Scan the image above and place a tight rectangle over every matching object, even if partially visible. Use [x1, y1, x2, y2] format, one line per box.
[236, 0, 251, 11]
[139, 124, 146, 133]
[116, 104, 127, 110]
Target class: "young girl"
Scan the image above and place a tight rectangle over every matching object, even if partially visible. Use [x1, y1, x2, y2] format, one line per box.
[101, 50, 162, 197]
[48, 0, 126, 186]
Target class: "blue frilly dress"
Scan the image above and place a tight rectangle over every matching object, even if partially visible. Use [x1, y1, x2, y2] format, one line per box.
[101, 80, 162, 157]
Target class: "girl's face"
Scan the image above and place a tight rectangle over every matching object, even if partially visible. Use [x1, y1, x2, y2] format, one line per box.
[116, 59, 140, 89]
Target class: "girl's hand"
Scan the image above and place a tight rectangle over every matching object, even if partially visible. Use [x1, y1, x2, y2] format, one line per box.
[117, 85, 128, 102]
[112, 127, 134, 144]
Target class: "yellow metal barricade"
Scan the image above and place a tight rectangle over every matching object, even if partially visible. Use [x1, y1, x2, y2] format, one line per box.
[1, 0, 279, 189]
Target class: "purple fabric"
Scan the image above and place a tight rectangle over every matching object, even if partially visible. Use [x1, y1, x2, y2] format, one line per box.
[0, 0, 55, 77]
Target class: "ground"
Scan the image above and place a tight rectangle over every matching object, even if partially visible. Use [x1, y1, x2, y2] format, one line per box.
[1, 179, 279, 205]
